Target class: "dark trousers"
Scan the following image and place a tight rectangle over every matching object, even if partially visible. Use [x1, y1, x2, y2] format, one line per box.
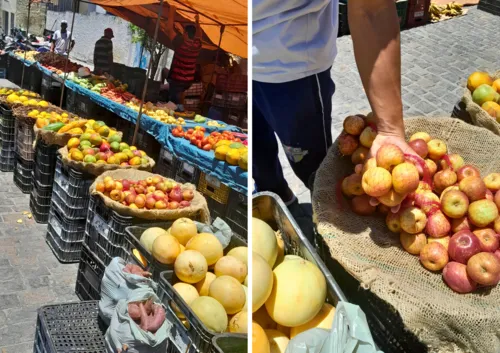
[253, 68, 335, 199]
[168, 79, 192, 104]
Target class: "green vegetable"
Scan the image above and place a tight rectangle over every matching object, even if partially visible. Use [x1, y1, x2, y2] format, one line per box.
[229, 142, 244, 149]
[43, 122, 65, 132]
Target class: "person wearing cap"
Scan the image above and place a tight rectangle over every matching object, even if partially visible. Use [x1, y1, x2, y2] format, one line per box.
[50, 20, 75, 55]
[164, 5, 202, 105]
[93, 28, 114, 75]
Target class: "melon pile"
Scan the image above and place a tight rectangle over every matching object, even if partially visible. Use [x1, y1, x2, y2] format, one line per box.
[251, 217, 335, 353]
[136, 218, 249, 333]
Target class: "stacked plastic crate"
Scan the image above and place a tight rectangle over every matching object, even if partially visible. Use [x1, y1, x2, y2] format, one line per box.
[29, 141, 60, 223]
[0, 104, 15, 172]
[13, 118, 36, 193]
[211, 74, 247, 129]
[154, 147, 179, 179]
[46, 156, 94, 263]
[183, 82, 204, 113]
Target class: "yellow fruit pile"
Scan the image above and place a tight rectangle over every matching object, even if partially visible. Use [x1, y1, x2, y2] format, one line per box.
[467, 71, 500, 122]
[0, 88, 39, 97]
[125, 101, 186, 125]
[135, 219, 249, 333]
[33, 110, 71, 124]
[14, 50, 38, 62]
[251, 217, 333, 353]
[214, 141, 248, 170]
[5, 93, 49, 107]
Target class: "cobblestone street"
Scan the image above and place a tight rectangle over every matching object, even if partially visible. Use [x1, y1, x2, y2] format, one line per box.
[280, 7, 500, 204]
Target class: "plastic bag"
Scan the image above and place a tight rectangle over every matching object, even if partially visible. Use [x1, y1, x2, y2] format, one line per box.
[196, 218, 232, 249]
[285, 302, 383, 353]
[105, 288, 169, 353]
[99, 257, 157, 326]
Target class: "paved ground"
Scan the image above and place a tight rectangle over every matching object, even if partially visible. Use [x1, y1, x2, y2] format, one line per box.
[0, 173, 79, 351]
[280, 7, 500, 205]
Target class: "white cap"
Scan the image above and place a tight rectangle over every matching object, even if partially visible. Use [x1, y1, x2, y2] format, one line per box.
[78, 67, 91, 77]
[61, 20, 68, 24]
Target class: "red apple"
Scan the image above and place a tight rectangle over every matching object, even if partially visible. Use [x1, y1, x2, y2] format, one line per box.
[135, 195, 146, 208]
[433, 169, 458, 194]
[494, 249, 500, 262]
[426, 210, 451, 238]
[338, 133, 359, 156]
[459, 176, 487, 202]
[155, 200, 168, 209]
[420, 242, 449, 271]
[442, 262, 477, 293]
[122, 180, 131, 191]
[182, 189, 195, 201]
[408, 139, 428, 159]
[138, 180, 148, 188]
[377, 204, 390, 215]
[156, 182, 168, 192]
[179, 200, 191, 208]
[495, 190, 500, 210]
[400, 231, 427, 255]
[428, 236, 450, 251]
[350, 194, 376, 216]
[169, 186, 183, 203]
[109, 189, 122, 202]
[448, 230, 482, 264]
[451, 216, 471, 233]
[168, 201, 179, 209]
[386, 212, 401, 233]
[495, 217, 500, 234]
[376, 144, 405, 171]
[473, 228, 499, 252]
[153, 190, 166, 201]
[100, 141, 110, 152]
[456, 165, 481, 182]
[439, 154, 464, 171]
[441, 190, 469, 219]
[486, 189, 494, 201]
[466, 252, 500, 286]
[134, 185, 145, 195]
[414, 192, 440, 214]
[145, 196, 156, 209]
[125, 193, 136, 205]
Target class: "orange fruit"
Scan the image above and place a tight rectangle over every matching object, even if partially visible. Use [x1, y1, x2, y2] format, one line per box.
[467, 72, 493, 92]
[67, 137, 80, 149]
[492, 79, 500, 93]
[70, 150, 84, 161]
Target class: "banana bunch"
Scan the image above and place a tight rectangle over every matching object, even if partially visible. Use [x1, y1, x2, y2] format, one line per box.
[430, 2, 463, 22]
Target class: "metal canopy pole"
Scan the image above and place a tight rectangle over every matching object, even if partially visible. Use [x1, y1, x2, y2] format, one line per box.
[208, 25, 225, 105]
[20, 1, 32, 89]
[59, 0, 78, 108]
[132, 0, 165, 146]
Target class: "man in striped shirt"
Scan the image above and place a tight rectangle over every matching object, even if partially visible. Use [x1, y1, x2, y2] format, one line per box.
[166, 6, 202, 105]
[93, 28, 114, 75]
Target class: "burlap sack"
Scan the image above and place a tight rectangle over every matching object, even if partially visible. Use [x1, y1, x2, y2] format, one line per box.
[90, 169, 210, 223]
[462, 71, 500, 135]
[313, 117, 500, 353]
[59, 146, 155, 177]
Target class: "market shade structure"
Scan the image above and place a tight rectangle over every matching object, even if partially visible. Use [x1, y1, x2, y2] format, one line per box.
[86, 0, 247, 58]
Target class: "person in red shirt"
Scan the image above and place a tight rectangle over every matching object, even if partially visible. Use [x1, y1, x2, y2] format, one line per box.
[165, 6, 202, 105]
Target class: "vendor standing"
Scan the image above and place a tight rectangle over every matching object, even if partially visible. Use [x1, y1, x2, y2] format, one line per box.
[50, 20, 75, 55]
[93, 28, 114, 75]
[164, 6, 203, 104]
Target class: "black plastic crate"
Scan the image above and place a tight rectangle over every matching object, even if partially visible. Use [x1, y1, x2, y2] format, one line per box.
[166, 307, 198, 353]
[46, 222, 83, 263]
[30, 179, 53, 218]
[74, 91, 109, 118]
[174, 160, 200, 185]
[33, 163, 55, 187]
[154, 147, 179, 179]
[54, 155, 95, 198]
[75, 244, 106, 301]
[48, 195, 87, 242]
[211, 334, 247, 353]
[0, 156, 15, 172]
[13, 156, 33, 193]
[15, 119, 36, 161]
[41, 71, 63, 106]
[7, 56, 22, 84]
[157, 231, 247, 352]
[225, 190, 248, 239]
[30, 197, 50, 224]
[478, 0, 500, 15]
[51, 186, 88, 220]
[27, 65, 43, 94]
[33, 300, 106, 353]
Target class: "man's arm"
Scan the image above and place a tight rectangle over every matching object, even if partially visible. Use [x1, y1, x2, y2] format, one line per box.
[195, 14, 202, 39]
[50, 32, 57, 52]
[349, 0, 414, 156]
[167, 5, 177, 41]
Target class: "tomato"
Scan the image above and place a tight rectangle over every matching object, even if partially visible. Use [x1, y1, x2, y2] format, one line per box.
[196, 140, 203, 149]
[190, 136, 198, 145]
[211, 132, 220, 137]
[235, 138, 241, 143]
[200, 127, 206, 132]
[184, 134, 192, 140]
[178, 131, 185, 138]
[202, 137, 209, 145]
[202, 144, 212, 151]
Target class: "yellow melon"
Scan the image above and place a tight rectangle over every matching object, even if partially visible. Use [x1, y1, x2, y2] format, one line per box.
[252, 322, 270, 353]
[242, 285, 248, 310]
[290, 303, 336, 338]
[186, 233, 223, 266]
[274, 233, 285, 268]
[214, 256, 247, 283]
[253, 305, 277, 330]
[174, 250, 208, 283]
[227, 246, 248, 265]
[252, 218, 278, 267]
[140, 227, 168, 252]
[252, 252, 273, 313]
[265, 257, 326, 327]
[208, 276, 246, 314]
[170, 218, 198, 245]
[152, 234, 181, 264]
[228, 311, 248, 333]
[190, 296, 228, 333]
[265, 329, 289, 353]
[194, 271, 216, 296]
[172, 283, 199, 319]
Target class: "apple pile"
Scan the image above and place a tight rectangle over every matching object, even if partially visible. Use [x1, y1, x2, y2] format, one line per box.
[340, 121, 500, 294]
[337, 114, 378, 161]
[95, 176, 194, 210]
[171, 125, 244, 151]
[66, 133, 150, 166]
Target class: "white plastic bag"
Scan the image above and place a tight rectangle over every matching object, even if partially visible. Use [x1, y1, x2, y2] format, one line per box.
[99, 257, 157, 325]
[105, 288, 170, 353]
[285, 302, 383, 353]
[196, 218, 232, 249]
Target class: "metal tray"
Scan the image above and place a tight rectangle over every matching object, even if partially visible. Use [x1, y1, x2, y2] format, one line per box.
[252, 191, 347, 307]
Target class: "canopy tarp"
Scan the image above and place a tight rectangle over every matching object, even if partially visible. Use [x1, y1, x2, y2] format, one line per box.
[87, 0, 247, 58]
